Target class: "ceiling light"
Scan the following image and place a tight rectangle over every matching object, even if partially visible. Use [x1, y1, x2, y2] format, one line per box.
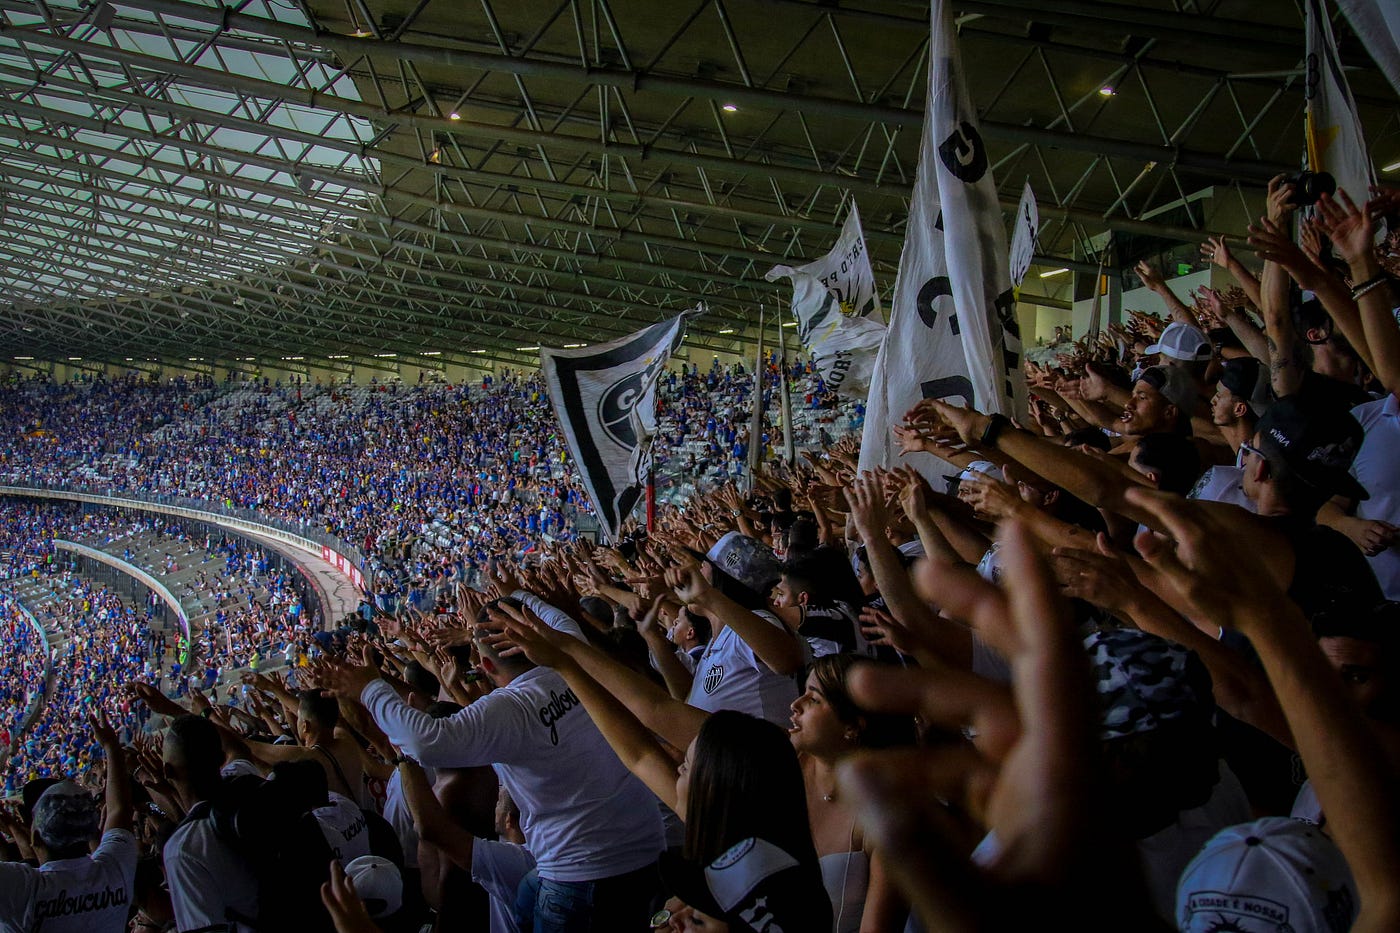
[722, 103, 738, 112]
[69, 357, 83, 361]
[422, 351, 442, 356]
[373, 353, 397, 358]
[719, 328, 735, 334]
[1039, 267, 1070, 278]
[468, 349, 486, 354]
[13, 356, 33, 361]
[124, 358, 133, 361]
[563, 343, 586, 348]
[781, 321, 796, 327]
[448, 112, 461, 121]
[428, 147, 442, 164]
[328, 354, 350, 359]
[1383, 160, 1400, 173]
[1098, 86, 1116, 97]
[344, 0, 373, 37]
[516, 345, 539, 351]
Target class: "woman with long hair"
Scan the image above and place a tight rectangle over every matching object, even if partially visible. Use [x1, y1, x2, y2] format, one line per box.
[790, 654, 914, 932]
[490, 602, 831, 932]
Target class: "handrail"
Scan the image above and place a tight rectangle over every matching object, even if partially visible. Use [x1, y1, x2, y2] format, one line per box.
[52, 540, 192, 665]
[0, 485, 350, 618]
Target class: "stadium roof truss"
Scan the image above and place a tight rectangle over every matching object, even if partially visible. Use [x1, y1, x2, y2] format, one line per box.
[0, 0, 1395, 373]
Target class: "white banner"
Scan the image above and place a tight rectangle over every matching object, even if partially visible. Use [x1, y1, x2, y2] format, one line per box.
[1306, 0, 1376, 206]
[1008, 180, 1039, 288]
[539, 315, 687, 543]
[858, 0, 1027, 476]
[765, 205, 886, 398]
[1337, 0, 1400, 98]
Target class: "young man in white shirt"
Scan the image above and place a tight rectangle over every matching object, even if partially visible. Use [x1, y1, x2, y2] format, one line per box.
[327, 590, 665, 932]
[0, 712, 136, 933]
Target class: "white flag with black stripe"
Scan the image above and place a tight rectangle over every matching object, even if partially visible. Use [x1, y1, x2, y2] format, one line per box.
[540, 315, 687, 543]
[859, 0, 1027, 476]
[765, 203, 887, 398]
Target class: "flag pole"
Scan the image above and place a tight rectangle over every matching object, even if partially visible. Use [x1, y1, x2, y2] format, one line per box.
[747, 305, 765, 491]
[777, 309, 795, 466]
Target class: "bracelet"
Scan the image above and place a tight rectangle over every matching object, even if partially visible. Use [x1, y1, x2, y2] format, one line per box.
[980, 414, 1011, 447]
[1351, 274, 1389, 299]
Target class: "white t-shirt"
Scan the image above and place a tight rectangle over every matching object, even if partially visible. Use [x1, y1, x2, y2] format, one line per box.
[1351, 395, 1400, 599]
[471, 840, 535, 933]
[1187, 465, 1256, 512]
[165, 810, 260, 933]
[687, 610, 805, 729]
[313, 792, 371, 863]
[0, 829, 137, 933]
[382, 766, 434, 870]
[363, 594, 663, 883]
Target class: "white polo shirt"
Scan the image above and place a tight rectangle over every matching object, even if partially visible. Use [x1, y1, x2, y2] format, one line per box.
[687, 610, 805, 728]
[1188, 465, 1256, 512]
[1351, 394, 1400, 599]
[0, 829, 136, 933]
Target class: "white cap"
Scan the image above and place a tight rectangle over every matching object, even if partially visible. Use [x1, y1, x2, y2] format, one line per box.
[956, 460, 1002, 483]
[1145, 321, 1211, 362]
[1175, 817, 1356, 933]
[344, 855, 403, 918]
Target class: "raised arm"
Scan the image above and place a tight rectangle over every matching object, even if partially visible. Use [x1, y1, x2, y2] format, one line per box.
[492, 604, 685, 813]
[1317, 189, 1400, 395]
[1130, 487, 1400, 930]
[667, 563, 806, 676]
[90, 711, 132, 833]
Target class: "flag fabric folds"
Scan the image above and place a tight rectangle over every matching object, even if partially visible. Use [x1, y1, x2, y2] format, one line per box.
[765, 204, 887, 398]
[539, 315, 686, 543]
[1008, 181, 1039, 289]
[858, 0, 1027, 476]
[1305, 0, 1376, 206]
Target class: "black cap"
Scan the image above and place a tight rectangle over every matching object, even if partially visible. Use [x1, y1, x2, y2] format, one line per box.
[659, 838, 832, 932]
[1256, 397, 1368, 501]
[1217, 358, 1268, 416]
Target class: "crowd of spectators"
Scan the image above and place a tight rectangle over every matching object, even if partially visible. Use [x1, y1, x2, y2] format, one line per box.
[0, 177, 1396, 933]
[0, 598, 47, 772]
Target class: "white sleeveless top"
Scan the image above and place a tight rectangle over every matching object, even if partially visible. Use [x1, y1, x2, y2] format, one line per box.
[820, 849, 870, 933]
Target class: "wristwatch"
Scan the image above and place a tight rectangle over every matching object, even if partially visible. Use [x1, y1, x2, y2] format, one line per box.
[980, 413, 1011, 447]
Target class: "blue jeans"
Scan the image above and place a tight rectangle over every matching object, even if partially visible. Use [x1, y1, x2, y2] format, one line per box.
[514, 863, 660, 933]
[515, 871, 594, 933]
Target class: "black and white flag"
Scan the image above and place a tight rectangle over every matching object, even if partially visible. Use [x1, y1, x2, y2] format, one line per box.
[540, 315, 687, 543]
[765, 204, 887, 398]
[858, 0, 1027, 477]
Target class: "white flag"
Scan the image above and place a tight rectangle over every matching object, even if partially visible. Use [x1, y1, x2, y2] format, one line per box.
[765, 205, 886, 398]
[1306, 0, 1376, 205]
[539, 315, 686, 543]
[858, 0, 1028, 476]
[1337, 0, 1400, 98]
[1008, 181, 1039, 288]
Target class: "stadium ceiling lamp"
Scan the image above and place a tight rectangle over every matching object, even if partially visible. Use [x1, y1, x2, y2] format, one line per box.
[781, 321, 797, 327]
[373, 353, 397, 358]
[722, 103, 739, 112]
[1383, 160, 1400, 173]
[468, 349, 486, 354]
[516, 345, 540, 351]
[422, 351, 442, 355]
[719, 328, 736, 334]
[328, 354, 350, 359]
[563, 343, 586, 348]
[344, 0, 374, 37]
[68, 357, 83, 361]
[1040, 267, 1070, 278]
[13, 356, 33, 361]
[449, 112, 462, 121]
[1099, 86, 1117, 97]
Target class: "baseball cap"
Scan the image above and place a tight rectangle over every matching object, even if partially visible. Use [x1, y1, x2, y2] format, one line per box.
[956, 460, 1002, 484]
[32, 780, 99, 849]
[1255, 397, 1368, 501]
[1138, 366, 1197, 425]
[659, 837, 832, 932]
[1176, 817, 1357, 933]
[1217, 357, 1270, 416]
[1085, 628, 1212, 740]
[344, 855, 403, 918]
[705, 532, 781, 596]
[1146, 322, 1212, 362]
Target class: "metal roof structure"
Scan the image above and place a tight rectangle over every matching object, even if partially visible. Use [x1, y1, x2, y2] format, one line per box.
[1, 0, 1396, 375]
